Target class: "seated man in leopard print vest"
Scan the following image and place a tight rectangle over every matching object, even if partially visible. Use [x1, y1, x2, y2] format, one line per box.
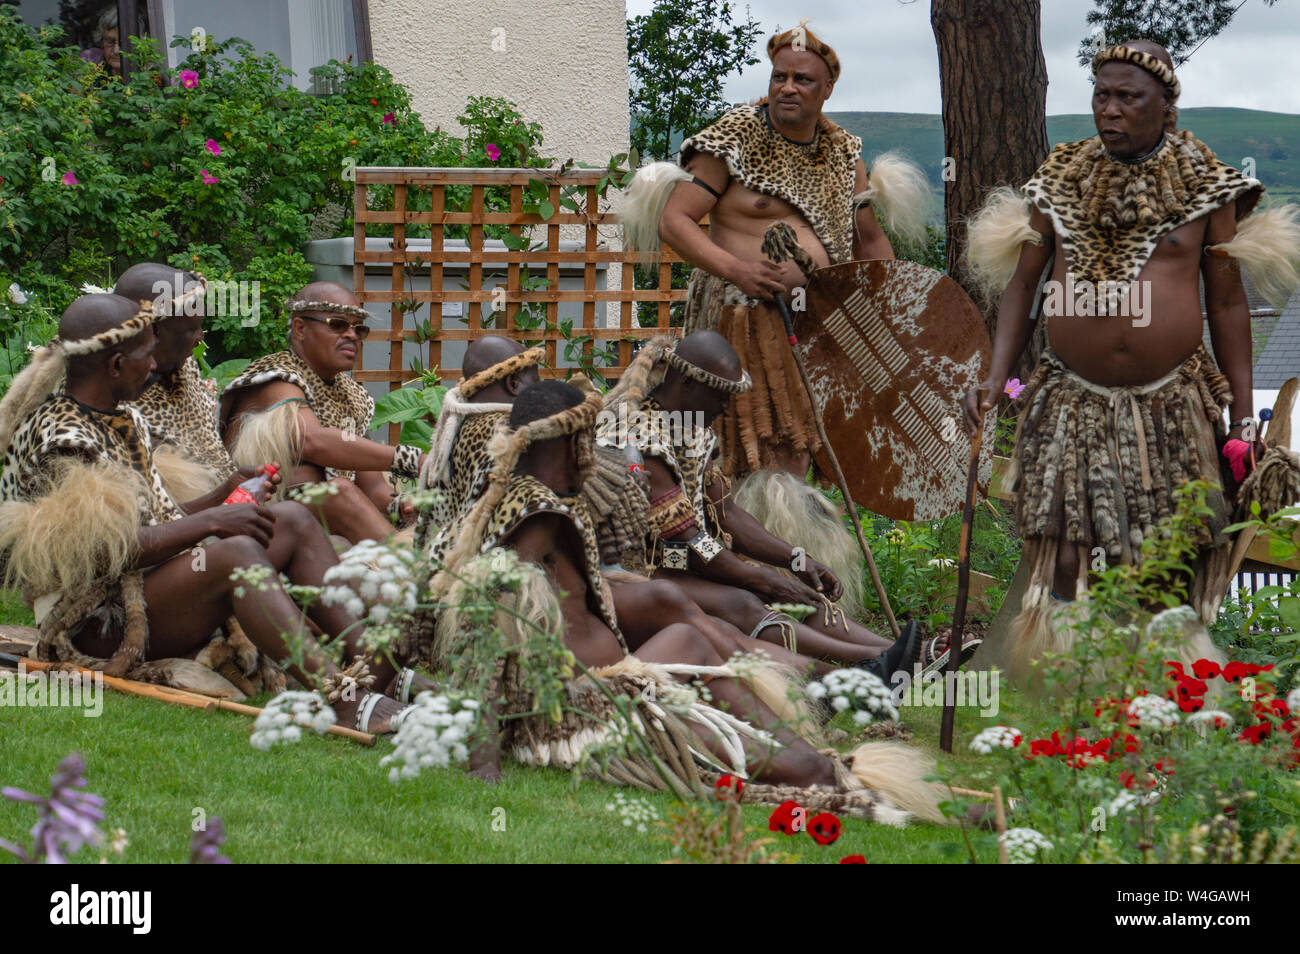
[115, 263, 238, 504]
[0, 293, 410, 732]
[219, 281, 426, 544]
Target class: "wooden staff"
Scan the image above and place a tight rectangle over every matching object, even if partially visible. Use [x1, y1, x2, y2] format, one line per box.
[771, 293, 900, 638]
[2, 655, 375, 746]
[939, 390, 984, 753]
[993, 785, 1009, 864]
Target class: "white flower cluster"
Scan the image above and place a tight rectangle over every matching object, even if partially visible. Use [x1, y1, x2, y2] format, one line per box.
[476, 547, 531, 591]
[322, 539, 419, 624]
[1187, 709, 1235, 737]
[1147, 605, 1197, 643]
[605, 791, 660, 834]
[1000, 827, 1053, 863]
[659, 681, 701, 708]
[381, 693, 480, 782]
[969, 725, 1023, 754]
[289, 481, 341, 506]
[806, 667, 898, 725]
[1127, 693, 1180, 730]
[250, 691, 337, 750]
[885, 528, 906, 546]
[1107, 788, 1161, 816]
[927, 557, 956, 570]
[1288, 688, 1300, 715]
[229, 563, 277, 598]
[724, 648, 773, 682]
[8, 282, 28, 305]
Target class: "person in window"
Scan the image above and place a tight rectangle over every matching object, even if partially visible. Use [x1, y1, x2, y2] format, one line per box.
[79, 6, 122, 78]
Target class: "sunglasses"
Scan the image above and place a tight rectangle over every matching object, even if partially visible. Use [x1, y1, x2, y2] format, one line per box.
[299, 314, 371, 340]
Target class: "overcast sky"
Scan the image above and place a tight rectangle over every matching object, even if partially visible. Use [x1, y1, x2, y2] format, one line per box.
[625, 0, 1300, 115]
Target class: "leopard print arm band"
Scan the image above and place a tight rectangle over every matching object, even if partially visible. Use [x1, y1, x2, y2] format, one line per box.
[390, 444, 423, 481]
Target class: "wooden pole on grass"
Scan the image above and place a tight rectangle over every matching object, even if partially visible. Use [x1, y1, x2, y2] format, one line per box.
[939, 390, 984, 753]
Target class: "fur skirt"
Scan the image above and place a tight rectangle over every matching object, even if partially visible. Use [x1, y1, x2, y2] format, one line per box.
[683, 269, 820, 477]
[1008, 345, 1234, 621]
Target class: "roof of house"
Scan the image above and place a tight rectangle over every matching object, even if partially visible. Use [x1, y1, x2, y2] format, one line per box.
[1253, 290, 1300, 390]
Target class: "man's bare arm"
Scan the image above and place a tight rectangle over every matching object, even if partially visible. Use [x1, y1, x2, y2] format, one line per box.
[852, 159, 894, 261]
[1203, 204, 1254, 431]
[644, 456, 818, 603]
[658, 153, 787, 301]
[963, 207, 1055, 435]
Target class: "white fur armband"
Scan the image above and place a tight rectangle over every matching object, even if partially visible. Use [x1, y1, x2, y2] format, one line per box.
[617, 162, 693, 253]
[963, 187, 1044, 305]
[1207, 203, 1300, 311]
[855, 153, 932, 250]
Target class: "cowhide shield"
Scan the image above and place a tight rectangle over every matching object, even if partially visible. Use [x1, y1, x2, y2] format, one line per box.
[797, 259, 993, 521]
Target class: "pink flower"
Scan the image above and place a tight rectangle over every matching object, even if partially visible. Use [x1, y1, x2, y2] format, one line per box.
[485, 143, 501, 162]
[179, 69, 199, 89]
[200, 169, 218, 185]
[1004, 378, 1026, 400]
[382, 112, 395, 125]
[61, 171, 78, 186]
[205, 139, 221, 156]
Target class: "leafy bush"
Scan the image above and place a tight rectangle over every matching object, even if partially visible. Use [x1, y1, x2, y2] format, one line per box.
[0, 9, 548, 366]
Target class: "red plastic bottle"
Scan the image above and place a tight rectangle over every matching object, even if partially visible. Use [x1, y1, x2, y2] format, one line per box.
[223, 465, 279, 505]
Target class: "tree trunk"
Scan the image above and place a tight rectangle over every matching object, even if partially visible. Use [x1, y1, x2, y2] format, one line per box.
[931, 0, 1049, 316]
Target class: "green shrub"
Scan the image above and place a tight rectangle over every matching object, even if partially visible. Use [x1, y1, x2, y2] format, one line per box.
[0, 9, 548, 367]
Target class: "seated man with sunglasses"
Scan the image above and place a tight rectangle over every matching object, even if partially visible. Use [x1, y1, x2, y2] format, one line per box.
[219, 282, 426, 544]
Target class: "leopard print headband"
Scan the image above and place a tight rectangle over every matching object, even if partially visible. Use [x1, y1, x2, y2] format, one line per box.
[664, 345, 753, 395]
[459, 347, 545, 399]
[1092, 45, 1181, 101]
[151, 274, 207, 320]
[54, 301, 156, 356]
[286, 299, 372, 322]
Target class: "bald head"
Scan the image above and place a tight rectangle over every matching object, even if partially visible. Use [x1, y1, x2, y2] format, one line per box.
[115, 262, 201, 312]
[463, 335, 525, 380]
[61, 294, 146, 345]
[675, 330, 743, 382]
[291, 281, 358, 307]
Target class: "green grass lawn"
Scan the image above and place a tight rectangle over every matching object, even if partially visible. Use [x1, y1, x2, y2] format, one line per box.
[0, 666, 1047, 864]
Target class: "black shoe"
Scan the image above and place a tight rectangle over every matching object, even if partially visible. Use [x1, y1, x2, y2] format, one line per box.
[861, 619, 921, 682]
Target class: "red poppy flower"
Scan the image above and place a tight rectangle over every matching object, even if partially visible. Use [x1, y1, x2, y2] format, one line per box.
[1221, 661, 1252, 683]
[1119, 770, 1137, 790]
[714, 774, 744, 801]
[768, 800, 803, 835]
[1191, 659, 1221, 680]
[1153, 757, 1176, 775]
[1239, 723, 1271, 745]
[1029, 732, 1062, 758]
[1165, 660, 1186, 678]
[369, 98, 378, 106]
[839, 854, 867, 864]
[1119, 733, 1141, 754]
[808, 812, 843, 846]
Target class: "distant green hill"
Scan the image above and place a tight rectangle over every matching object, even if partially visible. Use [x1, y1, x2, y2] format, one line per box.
[827, 107, 1299, 197]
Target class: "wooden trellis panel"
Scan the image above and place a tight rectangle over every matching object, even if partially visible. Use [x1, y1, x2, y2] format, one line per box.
[352, 166, 694, 397]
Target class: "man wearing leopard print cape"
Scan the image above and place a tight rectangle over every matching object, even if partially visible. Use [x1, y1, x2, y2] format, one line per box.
[220, 281, 426, 544]
[619, 22, 932, 603]
[114, 263, 238, 504]
[0, 293, 412, 731]
[962, 41, 1300, 681]
[415, 335, 542, 555]
[424, 379, 947, 824]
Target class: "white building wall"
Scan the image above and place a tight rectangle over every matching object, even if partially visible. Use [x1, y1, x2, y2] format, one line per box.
[368, 0, 631, 167]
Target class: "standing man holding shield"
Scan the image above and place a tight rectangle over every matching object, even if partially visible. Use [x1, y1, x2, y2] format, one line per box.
[621, 21, 933, 618]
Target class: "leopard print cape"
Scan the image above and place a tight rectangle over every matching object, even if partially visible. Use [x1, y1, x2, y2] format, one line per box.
[1023, 130, 1263, 287]
[0, 395, 182, 657]
[680, 102, 862, 264]
[220, 349, 376, 481]
[419, 410, 506, 559]
[593, 396, 730, 571]
[482, 473, 625, 651]
[127, 356, 236, 480]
